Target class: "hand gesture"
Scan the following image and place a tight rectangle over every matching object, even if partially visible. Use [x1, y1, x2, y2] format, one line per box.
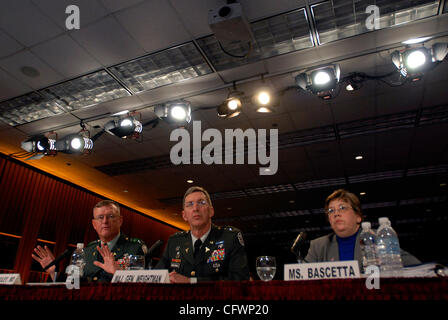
[93, 244, 119, 275]
[32, 245, 56, 280]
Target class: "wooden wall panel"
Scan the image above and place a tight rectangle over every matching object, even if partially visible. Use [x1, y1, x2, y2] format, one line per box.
[0, 155, 180, 283]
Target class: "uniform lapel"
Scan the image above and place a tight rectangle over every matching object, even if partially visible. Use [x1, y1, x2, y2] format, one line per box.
[182, 231, 194, 266]
[328, 234, 340, 262]
[201, 226, 218, 263]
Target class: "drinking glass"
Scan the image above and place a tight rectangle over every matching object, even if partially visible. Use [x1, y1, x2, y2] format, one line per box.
[256, 256, 276, 281]
[128, 255, 145, 270]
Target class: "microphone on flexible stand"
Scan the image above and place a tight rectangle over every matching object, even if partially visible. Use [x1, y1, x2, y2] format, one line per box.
[290, 232, 307, 263]
[145, 240, 164, 269]
[43, 248, 71, 282]
[43, 249, 71, 271]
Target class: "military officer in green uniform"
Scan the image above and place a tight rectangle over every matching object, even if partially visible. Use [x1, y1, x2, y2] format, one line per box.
[32, 200, 147, 283]
[156, 186, 250, 283]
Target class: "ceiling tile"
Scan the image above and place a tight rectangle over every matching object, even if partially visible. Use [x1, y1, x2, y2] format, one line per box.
[99, 0, 145, 13]
[0, 70, 32, 102]
[15, 113, 81, 136]
[332, 95, 376, 123]
[31, 34, 102, 78]
[0, 0, 63, 47]
[0, 50, 64, 90]
[114, 0, 192, 54]
[288, 101, 333, 130]
[0, 30, 24, 58]
[169, 0, 220, 38]
[71, 16, 145, 66]
[240, 0, 304, 21]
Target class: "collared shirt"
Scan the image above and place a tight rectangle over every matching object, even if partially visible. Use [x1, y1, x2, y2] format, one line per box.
[190, 228, 211, 253]
[102, 232, 121, 251]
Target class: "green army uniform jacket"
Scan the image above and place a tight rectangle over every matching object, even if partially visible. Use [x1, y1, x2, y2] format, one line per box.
[156, 224, 250, 281]
[83, 233, 147, 283]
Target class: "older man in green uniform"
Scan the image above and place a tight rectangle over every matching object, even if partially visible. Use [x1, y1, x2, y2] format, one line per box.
[32, 200, 147, 282]
[156, 186, 250, 283]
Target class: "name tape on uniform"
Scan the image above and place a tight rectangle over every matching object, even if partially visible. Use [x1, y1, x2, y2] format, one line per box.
[284, 261, 360, 281]
[0, 273, 21, 285]
[112, 269, 169, 283]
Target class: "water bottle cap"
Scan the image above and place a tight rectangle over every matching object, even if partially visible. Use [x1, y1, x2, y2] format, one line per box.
[361, 222, 371, 229]
[378, 217, 389, 225]
[76, 243, 84, 249]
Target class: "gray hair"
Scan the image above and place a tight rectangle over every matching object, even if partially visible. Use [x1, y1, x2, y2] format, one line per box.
[182, 186, 213, 209]
[93, 200, 120, 216]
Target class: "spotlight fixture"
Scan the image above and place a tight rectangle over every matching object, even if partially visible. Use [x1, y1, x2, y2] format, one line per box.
[256, 90, 271, 106]
[345, 75, 363, 92]
[391, 43, 448, 79]
[104, 115, 142, 139]
[20, 135, 57, 159]
[55, 133, 93, 154]
[296, 64, 341, 99]
[154, 101, 192, 125]
[218, 87, 244, 118]
[252, 84, 274, 113]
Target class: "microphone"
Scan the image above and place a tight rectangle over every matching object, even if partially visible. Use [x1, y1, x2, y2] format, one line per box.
[146, 240, 164, 259]
[145, 240, 164, 269]
[290, 232, 307, 263]
[43, 249, 71, 271]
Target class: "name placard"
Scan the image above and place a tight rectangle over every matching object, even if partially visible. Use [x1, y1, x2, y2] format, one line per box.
[284, 261, 360, 281]
[112, 269, 169, 283]
[0, 273, 21, 285]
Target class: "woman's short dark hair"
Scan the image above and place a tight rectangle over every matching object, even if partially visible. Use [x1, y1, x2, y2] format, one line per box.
[324, 189, 363, 221]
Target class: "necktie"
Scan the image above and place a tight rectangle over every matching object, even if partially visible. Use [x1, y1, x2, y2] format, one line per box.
[194, 239, 202, 260]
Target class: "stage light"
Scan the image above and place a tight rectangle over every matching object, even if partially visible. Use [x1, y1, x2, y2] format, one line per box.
[21, 135, 56, 156]
[56, 133, 93, 154]
[403, 48, 430, 71]
[253, 86, 274, 113]
[155, 101, 192, 125]
[104, 115, 143, 139]
[391, 43, 448, 78]
[313, 71, 331, 86]
[296, 64, 340, 99]
[256, 91, 271, 105]
[217, 89, 244, 118]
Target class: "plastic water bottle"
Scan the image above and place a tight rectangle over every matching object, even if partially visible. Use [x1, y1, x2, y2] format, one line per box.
[69, 243, 86, 277]
[376, 217, 403, 276]
[359, 222, 378, 273]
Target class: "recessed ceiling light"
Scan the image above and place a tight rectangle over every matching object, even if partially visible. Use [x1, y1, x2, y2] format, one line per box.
[21, 66, 40, 78]
[402, 37, 431, 45]
[123, 189, 128, 193]
[187, 179, 194, 184]
[355, 155, 363, 160]
[360, 192, 366, 196]
[289, 200, 295, 204]
[440, 183, 447, 187]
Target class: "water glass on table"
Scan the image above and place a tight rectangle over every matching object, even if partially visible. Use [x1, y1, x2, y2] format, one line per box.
[256, 256, 276, 281]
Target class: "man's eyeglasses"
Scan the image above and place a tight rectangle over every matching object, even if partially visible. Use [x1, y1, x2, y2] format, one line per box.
[326, 205, 351, 217]
[184, 199, 208, 208]
[93, 214, 120, 221]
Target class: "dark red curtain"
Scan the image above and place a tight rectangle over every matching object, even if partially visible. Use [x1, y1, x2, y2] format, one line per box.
[0, 155, 180, 283]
